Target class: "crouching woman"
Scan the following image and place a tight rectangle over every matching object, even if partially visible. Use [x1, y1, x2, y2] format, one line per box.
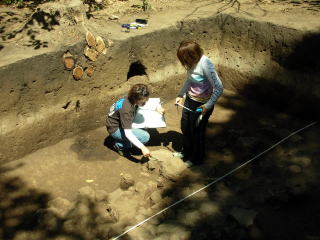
[106, 84, 151, 157]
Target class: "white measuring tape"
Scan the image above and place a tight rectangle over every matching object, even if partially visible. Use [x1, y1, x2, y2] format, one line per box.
[110, 121, 318, 240]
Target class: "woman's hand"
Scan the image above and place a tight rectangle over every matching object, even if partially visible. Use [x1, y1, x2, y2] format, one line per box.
[141, 146, 151, 158]
[175, 97, 183, 105]
[197, 105, 208, 115]
[156, 105, 165, 115]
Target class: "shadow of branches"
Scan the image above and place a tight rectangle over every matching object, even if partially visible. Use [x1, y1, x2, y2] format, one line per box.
[0, 8, 60, 49]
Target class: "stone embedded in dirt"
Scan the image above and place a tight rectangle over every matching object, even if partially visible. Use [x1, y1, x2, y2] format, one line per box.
[150, 191, 162, 205]
[291, 156, 312, 168]
[85, 31, 96, 48]
[63, 51, 75, 70]
[73, 66, 84, 80]
[108, 15, 119, 20]
[199, 201, 220, 217]
[148, 149, 187, 181]
[288, 164, 302, 174]
[95, 36, 106, 54]
[48, 197, 72, 209]
[95, 189, 109, 202]
[85, 66, 95, 77]
[84, 46, 98, 61]
[235, 166, 252, 180]
[236, 136, 259, 151]
[157, 223, 190, 239]
[146, 158, 161, 174]
[107, 38, 114, 47]
[127, 225, 154, 240]
[48, 197, 73, 218]
[229, 207, 257, 227]
[290, 134, 302, 143]
[135, 182, 152, 199]
[78, 186, 96, 200]
[156, 177, 165, 188]
[120, 173, 135, 190]
[95, 203, 119, 223]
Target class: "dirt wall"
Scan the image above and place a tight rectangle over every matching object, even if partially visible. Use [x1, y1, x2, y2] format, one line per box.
[0, 13, 319, 162]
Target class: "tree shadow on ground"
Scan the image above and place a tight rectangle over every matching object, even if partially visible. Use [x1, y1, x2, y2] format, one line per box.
[0, 8, 60, 50]
[0, 163, 125, 240]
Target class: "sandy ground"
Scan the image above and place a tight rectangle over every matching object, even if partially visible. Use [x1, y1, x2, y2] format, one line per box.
[2, 89, 320, 239]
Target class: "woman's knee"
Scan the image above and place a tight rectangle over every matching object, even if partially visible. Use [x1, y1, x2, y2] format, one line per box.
[133, 129, 150, 144]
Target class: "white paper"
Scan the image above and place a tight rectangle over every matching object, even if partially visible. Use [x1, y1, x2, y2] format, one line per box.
[132, 98, 166, 128]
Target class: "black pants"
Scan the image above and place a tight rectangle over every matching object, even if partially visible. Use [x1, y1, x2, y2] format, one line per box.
[181, 96, 214, 165]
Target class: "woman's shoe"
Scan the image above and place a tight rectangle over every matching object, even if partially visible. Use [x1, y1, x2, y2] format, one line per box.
[185, 160, 194, 168]
[173, 152, 184, 159]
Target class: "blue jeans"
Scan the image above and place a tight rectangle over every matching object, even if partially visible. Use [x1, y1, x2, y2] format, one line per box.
[111, 128, 150, 150]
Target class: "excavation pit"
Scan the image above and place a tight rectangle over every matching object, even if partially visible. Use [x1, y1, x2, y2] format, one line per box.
[1, 1, 320, 239]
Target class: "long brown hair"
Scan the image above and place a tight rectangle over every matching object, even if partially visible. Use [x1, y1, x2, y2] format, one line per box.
[177, 40, 203, 69]
[128, 84, 149, 104]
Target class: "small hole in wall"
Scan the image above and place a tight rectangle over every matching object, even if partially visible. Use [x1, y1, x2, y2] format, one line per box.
[127, 61, 147, 80]
[75, 100, 80, 112]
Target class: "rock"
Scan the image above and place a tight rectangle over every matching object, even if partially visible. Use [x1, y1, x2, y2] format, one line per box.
[63, 51, 75, 70]
[135, 182, 151, 198]
[147, 180, 157, 191]
[150, 191, 162, 205]
[199, 201, 220, 216]
[48, 197, 72, 218]
[95, 203, 119, 223]
[156, 177, 165, 188]
[178, 210, 201, 226]
[107, 38, 114, 47]
[170, 231, 191, 240]
[149, 149, 187, 181]
[85, 66, 94, 77]
[249, 224, 264, 240]
[291, 156, 312, 168]
[127, 226, 153, 240]
[237, 137, 259, 151]
[73, 66, 84, 80]
[290, 134, 302, 143]
[108, 15, 119, 20]
[288, 164, 302, 174]
[78, 186, 96, 200]
[95, 36, 106, 54]
[95, 190, 108, 202]
[120, 173, 135, 190]
[85, 31, 96, 47]
[229, 207, 257, 227]
[235, 166, 252, 180]
[48, 197, 72, 210]
[84, 46, 98, 61]
[146, 158, 161, 174]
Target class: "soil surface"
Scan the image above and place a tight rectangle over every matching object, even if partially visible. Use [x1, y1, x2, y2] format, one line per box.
[1, 1, 320, 240]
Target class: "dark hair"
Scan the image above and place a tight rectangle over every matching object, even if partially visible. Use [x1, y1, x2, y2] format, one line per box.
[128, 84, 149, 104]
[177, 40, 203, 69]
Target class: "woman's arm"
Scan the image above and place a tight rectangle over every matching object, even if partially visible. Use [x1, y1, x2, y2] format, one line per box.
[124, 129, 144, 148]
[124, 129, 151, 157]
[203, 58, 224, 109]
[178, 78, 191, 97]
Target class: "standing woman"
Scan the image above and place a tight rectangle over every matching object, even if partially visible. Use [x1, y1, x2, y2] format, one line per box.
[175, 40, 224, 167]
[106, 84, 151, 157]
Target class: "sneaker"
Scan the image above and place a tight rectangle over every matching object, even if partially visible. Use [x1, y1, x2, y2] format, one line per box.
[113, 143, 126, 156]
[185, 160, 194, 168]
[173, 152, 184, 159]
